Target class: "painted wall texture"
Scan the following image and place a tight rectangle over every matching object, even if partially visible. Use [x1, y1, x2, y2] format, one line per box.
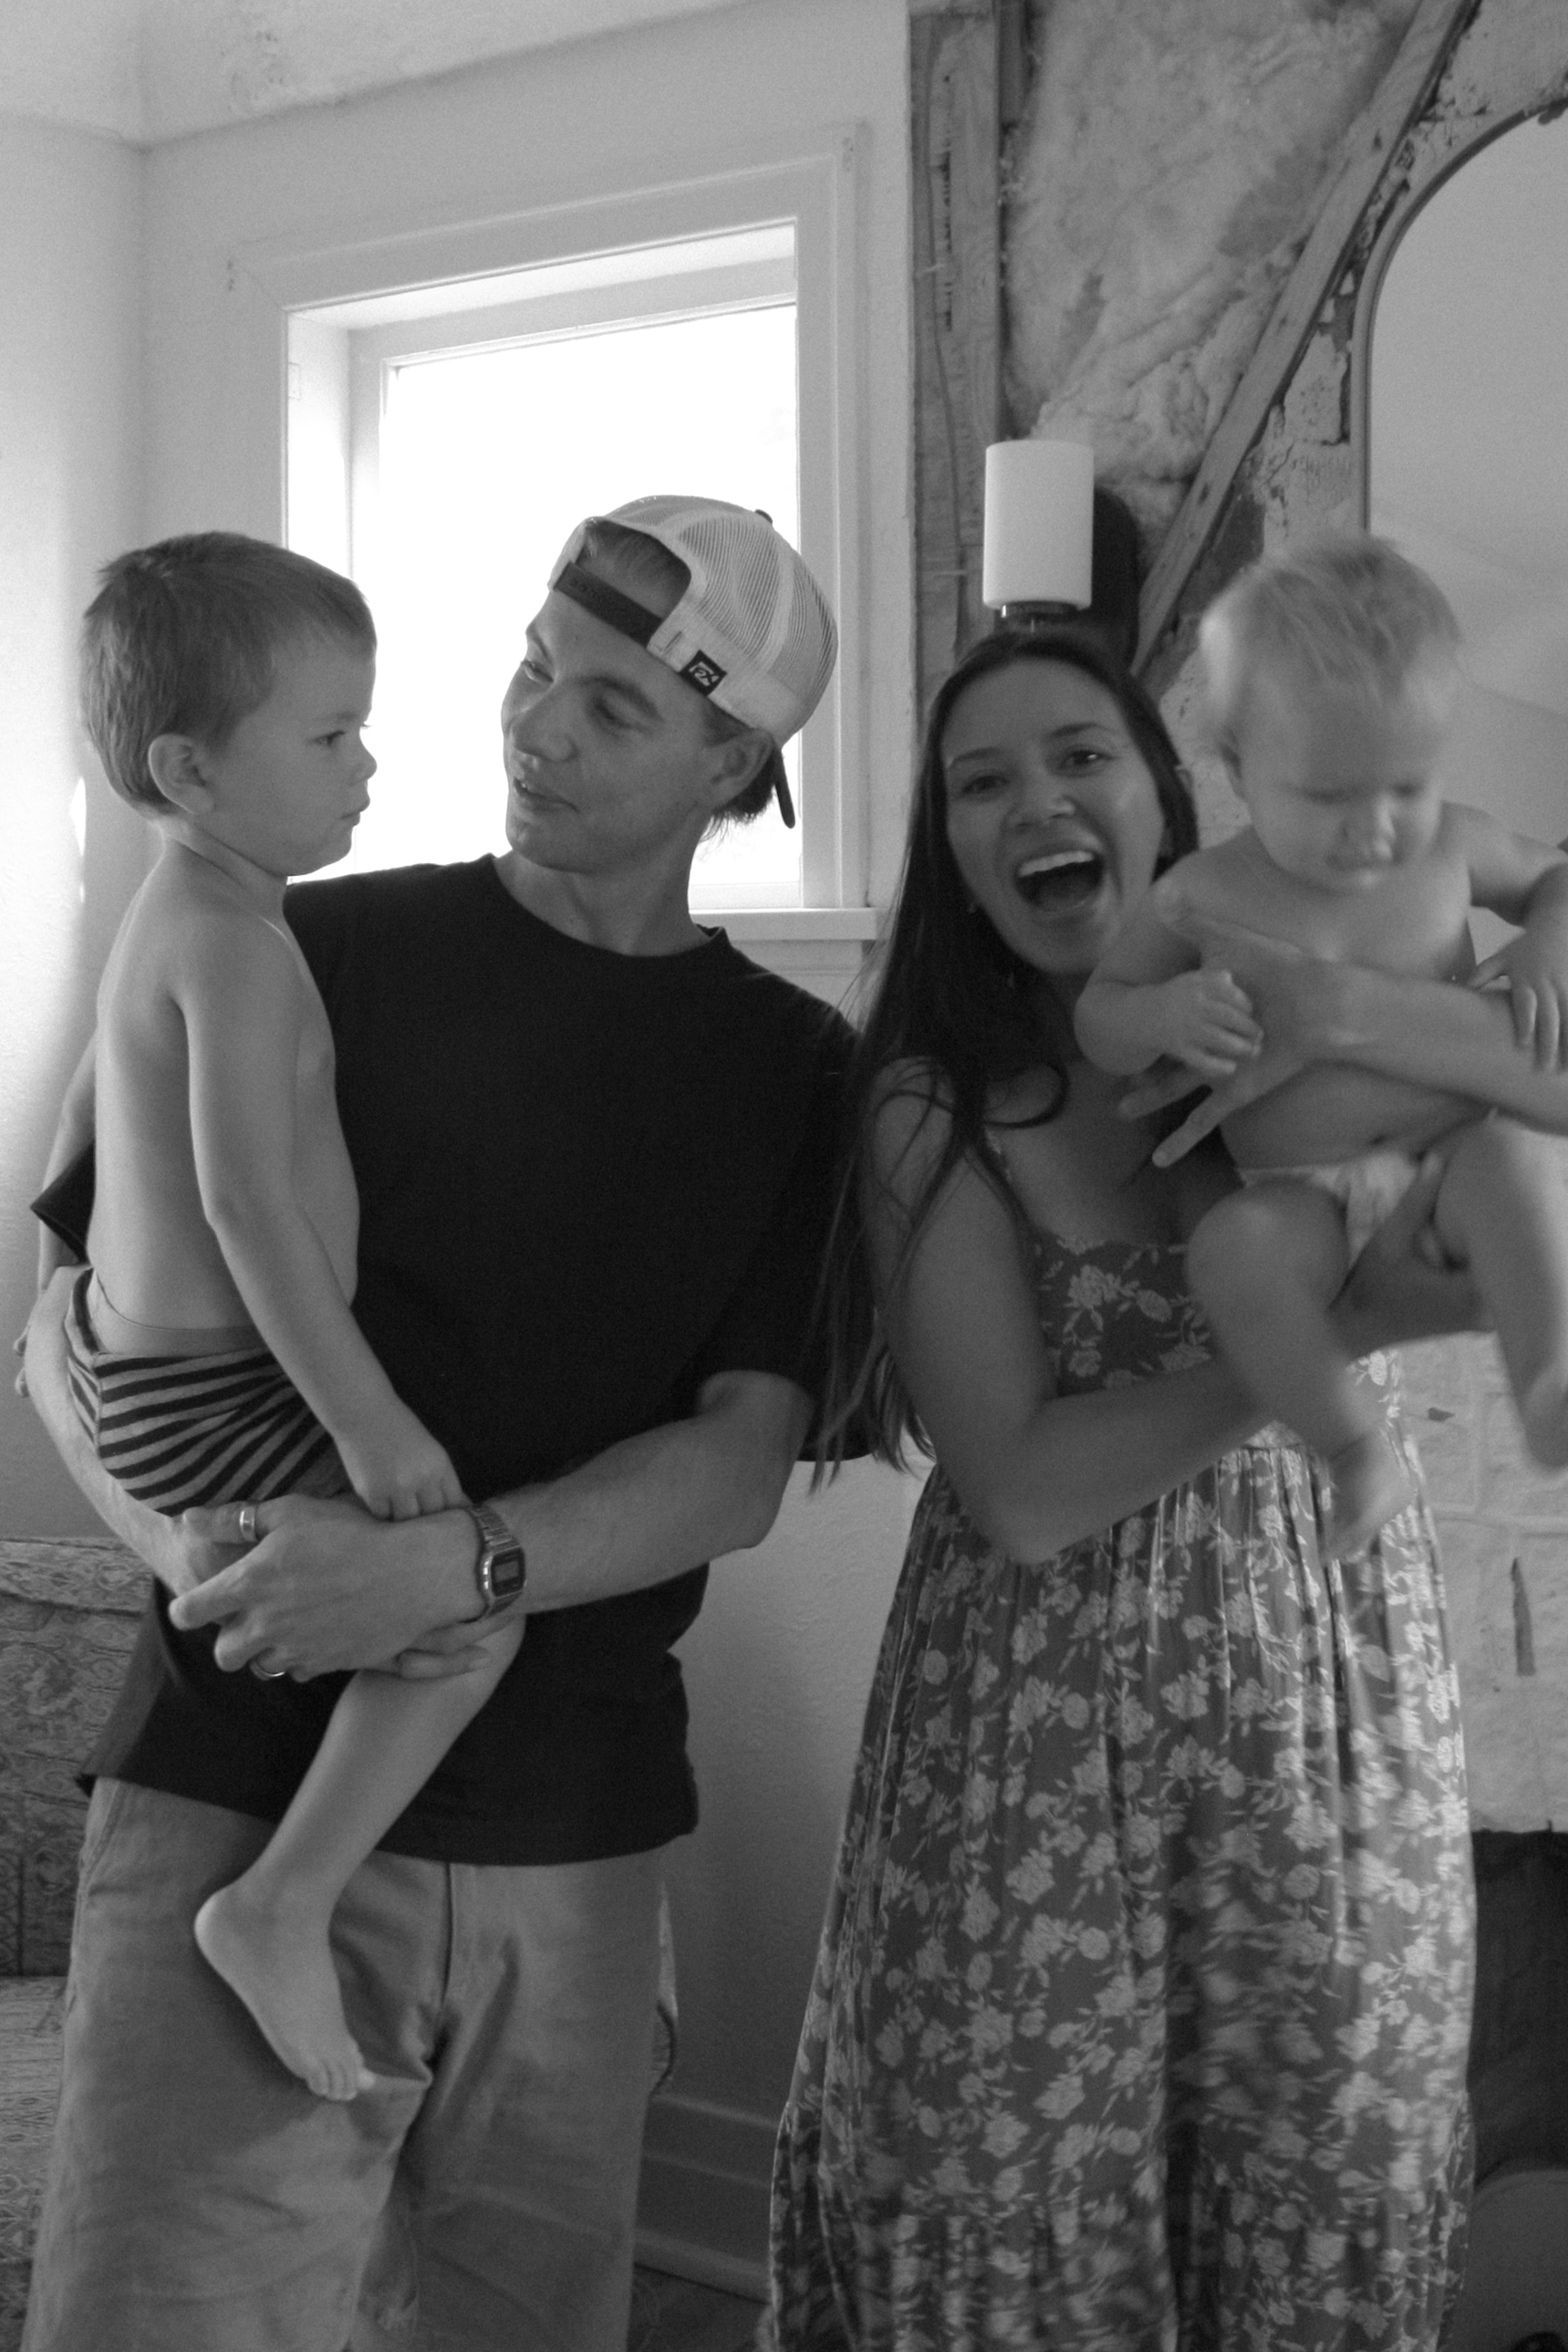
[0, 115, 149, 1540]
[0, 0, 754, 144]
[1003, 0, 1423, 536]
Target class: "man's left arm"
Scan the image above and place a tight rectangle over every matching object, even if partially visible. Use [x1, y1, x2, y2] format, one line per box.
[169, 1368, 810, 1676]
[505, 1367, 810, 1609]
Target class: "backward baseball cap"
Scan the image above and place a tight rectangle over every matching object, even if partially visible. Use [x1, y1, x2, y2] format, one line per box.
[548, 496, 838, 827]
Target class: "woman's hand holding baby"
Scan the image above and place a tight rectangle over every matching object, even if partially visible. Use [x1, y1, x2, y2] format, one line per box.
[1472, 919, 1568, 1071]
[1153, 967, 1262, 1079]
[1119, 915, 1331, 1160]
[1122, 903, 1568, 1161]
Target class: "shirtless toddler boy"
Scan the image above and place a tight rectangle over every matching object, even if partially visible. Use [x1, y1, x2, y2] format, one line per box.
[46, 533, 523, 2097]
[1075, 535, 1568, 1555]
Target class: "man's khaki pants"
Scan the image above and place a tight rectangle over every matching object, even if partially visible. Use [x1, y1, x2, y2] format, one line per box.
[23, 1781, 664, 2352]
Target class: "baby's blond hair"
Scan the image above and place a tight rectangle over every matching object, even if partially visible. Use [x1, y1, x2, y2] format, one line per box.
[1200, 533, 1460, 763]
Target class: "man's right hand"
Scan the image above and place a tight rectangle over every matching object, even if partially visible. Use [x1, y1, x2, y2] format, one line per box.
[178, 1494, 505, 1680]
[168, 1494, 488, 1678]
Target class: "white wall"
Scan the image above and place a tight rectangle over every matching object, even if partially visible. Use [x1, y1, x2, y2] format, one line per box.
[0, 114, 147, 1537]
[640, 1454, 919, 2288]
[0, 0, 761, 145]
[125, 0, 915, 2290]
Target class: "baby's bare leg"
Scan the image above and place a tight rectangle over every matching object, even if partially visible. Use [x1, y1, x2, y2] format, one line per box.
[1436, 1118, 1568, 1466]
[1187, 1181, 1412, 1556]
[194, 1620, 524, 2099]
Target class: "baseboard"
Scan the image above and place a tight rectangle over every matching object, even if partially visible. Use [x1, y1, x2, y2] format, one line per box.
[636, 2093, 775, 2300]
[632, 2228, 768, 2303]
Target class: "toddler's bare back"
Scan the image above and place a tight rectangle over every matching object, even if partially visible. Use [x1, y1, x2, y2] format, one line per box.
[88, 848, 358, 1332]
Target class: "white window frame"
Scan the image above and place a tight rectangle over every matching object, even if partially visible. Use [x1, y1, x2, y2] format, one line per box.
[229, 134, 877, 942]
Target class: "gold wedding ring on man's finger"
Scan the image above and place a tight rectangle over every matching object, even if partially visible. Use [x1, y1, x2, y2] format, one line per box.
[234, 1504, 282, 1674]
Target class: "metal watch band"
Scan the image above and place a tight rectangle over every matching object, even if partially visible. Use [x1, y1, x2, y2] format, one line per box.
[462, 1502, 526, 1614]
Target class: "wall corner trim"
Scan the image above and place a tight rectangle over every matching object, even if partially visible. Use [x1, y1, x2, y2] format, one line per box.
[637, 2090, 777, 2298]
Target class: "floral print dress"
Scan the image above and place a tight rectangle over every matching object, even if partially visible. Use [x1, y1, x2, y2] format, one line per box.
[770, 1229, 1473, 2352]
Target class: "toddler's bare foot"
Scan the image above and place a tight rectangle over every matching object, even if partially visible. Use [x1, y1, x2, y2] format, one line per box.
[1324, 1429, 1413, 1559]
[194, 1879, 374, 2101]
[1521, 1367, 1568, 1468]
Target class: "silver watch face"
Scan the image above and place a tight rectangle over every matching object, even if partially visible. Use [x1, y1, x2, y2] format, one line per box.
[486, 1542, 525, 1602]
[469, 1506, 524, 1610]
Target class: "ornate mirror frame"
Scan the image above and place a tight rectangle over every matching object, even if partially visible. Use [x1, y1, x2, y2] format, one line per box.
[1347, 3, 1568, 530]
[1135, 0, 1568, 696]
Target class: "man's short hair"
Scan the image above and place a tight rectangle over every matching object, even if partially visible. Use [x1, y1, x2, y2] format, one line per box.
[1199, 533, 1461, 761]
[81, 531, 376, 811]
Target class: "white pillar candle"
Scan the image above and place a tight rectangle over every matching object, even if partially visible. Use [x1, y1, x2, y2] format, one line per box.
[981, 439, 1095, 610]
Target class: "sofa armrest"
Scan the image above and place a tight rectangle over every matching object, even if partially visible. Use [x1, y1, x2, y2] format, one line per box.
[0, 1540, 147, 1977]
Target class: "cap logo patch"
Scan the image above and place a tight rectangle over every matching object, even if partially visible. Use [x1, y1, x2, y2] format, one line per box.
[680, 650, 727, 695]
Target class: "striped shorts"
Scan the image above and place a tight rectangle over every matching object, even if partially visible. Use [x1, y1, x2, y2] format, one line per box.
[65, 1269, 339, 1513]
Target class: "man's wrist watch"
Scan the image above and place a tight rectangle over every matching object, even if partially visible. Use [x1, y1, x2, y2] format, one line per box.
[461, 1502, 526, 1616]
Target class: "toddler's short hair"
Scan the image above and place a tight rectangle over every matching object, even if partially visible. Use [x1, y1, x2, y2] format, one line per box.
[1199, 533, 1460, 762]
[81, 531, 376, 811]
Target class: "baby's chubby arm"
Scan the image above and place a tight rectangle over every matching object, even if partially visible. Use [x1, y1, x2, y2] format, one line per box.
[1075, 862, 1263, 1079]
[1125, 910, 1568, 1163]
[182, 915, 462, 1520]
[1457, 805, 1568, 1068]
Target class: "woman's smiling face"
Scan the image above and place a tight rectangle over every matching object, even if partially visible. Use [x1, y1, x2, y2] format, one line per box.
[942, 658, 1168, 985]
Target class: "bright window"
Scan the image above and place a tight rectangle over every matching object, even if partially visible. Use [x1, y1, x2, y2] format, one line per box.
[287, 227, 815, 909]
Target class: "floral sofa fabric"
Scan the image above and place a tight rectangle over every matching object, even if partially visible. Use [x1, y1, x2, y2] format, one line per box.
[0, 1537, 147, 2349]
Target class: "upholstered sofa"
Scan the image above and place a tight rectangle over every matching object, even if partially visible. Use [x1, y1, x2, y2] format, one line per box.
[0, 1536, 147, 2349]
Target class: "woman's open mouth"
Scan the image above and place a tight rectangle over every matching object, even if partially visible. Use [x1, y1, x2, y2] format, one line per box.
[1014, 848, 1106, 911]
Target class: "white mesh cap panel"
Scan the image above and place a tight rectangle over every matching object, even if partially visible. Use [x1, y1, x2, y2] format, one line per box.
[607, 495, 836, 745]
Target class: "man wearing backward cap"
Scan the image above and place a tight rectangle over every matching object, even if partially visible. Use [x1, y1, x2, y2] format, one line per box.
[23, 497, 847, 2352]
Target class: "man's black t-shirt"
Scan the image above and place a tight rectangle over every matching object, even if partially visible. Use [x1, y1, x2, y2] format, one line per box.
[88, 858, 853, 1864]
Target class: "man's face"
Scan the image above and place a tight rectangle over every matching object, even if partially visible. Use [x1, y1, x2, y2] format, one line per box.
[499, 590, 729, 879]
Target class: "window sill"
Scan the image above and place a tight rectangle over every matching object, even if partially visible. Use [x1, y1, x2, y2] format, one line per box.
[700, 907, 885, 943]
[698, 907, 884, 1010]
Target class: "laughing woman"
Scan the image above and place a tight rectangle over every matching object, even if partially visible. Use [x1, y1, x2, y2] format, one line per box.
[766, 625, 1529, 2350]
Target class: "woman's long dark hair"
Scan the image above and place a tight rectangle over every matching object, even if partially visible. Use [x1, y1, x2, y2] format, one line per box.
[816, 624, 1198, 1472]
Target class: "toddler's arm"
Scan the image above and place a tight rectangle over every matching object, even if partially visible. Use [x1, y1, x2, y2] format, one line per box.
[36, 1036, 96, 1289]
[1075, 870, 1262, 1078]
[1457, 805, 1568, 1067]
[182, 916, 462, 1519]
